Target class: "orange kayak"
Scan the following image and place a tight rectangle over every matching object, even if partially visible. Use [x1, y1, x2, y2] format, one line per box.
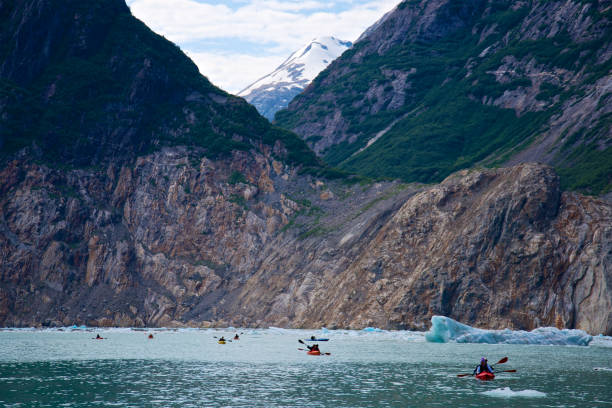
[475, 372, 495, 380]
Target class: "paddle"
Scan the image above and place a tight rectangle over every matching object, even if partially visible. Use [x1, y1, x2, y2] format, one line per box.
[495, 357, 508, 365]
[457, 357, 509, 377]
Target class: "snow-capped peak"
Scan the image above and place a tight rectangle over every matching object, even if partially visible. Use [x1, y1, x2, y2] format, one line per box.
[238, 36, 352, 120]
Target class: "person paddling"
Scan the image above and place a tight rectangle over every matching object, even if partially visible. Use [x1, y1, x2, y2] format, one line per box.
[307, 344, 320, 352]
[233, 333, 239, 340]
[473, 358, 494, 375]
[95, 334, 103, 340]
[310, 335, 316, 340]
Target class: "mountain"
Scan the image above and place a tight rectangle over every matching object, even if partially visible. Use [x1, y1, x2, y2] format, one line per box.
[275, 0, 612, 196]
[239, 37, 352, 120]
[0, 0, 318, 168]
[0, 0, 610, 335]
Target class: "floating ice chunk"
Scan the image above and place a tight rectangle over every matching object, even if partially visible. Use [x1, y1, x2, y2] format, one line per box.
[425, 316, 473, 343]
[482, 387, 546, 398]
[592, 335, 612, 348]
[425, 316, 592, 346]
[362, 327, 385, 333]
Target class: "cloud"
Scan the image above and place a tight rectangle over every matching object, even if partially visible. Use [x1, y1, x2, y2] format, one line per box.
[185, 51, 286, 94]
[128, 0, 400, 93]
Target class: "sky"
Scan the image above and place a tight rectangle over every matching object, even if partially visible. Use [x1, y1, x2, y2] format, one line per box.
[127, 0, 399, 94]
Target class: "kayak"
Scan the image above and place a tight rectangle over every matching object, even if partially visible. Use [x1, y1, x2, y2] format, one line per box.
[307, 350, 321, 355]
[475, 372, 495, 380]
[218, 340, 226, 344]
[304, 339, 329, 342]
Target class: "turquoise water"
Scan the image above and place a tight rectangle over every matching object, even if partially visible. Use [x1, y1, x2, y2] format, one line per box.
[1, 328, 611, 407]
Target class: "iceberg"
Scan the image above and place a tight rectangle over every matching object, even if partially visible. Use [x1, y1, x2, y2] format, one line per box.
[482, 387, 546, 398]
[361, 327, 385, 333]
[425, 316, 592, 346]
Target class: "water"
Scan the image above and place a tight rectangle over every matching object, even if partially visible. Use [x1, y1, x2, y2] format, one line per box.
[1, 328, 611, 407]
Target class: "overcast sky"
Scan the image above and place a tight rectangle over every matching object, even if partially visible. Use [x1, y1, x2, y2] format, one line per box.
[127, 0, 399, 94]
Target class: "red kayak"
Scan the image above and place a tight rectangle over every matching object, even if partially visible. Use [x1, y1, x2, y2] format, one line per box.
[475, 372, 495, 381]
[307, 350, 321, 355]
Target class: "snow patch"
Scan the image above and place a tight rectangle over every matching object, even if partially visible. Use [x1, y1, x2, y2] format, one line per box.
[239, 36, 351, 97]
[482, 387, 546, 398]
[425, 316, 592, 346]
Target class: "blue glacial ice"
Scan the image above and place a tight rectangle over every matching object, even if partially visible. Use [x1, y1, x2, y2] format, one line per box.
[425, 316, 592, 346]
[361, 327, 385, 333]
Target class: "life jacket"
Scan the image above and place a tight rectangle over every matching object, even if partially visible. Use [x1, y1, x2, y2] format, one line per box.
[474, 362, 493, 374]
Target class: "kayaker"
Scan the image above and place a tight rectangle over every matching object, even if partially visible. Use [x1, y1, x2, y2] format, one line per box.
[233, 334, 239, 340]
[148, 333, 154, 339]
[473, 358, 494, 375]
[310, 335, 316, 340]
[95, 334, 103, 340]
[219, 336, 226, 342]
[307, 344, 320, 352]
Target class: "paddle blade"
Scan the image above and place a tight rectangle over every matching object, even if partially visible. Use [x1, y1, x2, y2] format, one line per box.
[298, 339, 305, 345]
[324, 353, 331, 355]
[457, 373, 472, 377]
[495, 357, 508, 365]
[500, 369, 516, 373]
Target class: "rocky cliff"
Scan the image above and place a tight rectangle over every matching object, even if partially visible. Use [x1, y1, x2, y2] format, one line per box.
[1, 157, 610, 334]
[275, 0, 612, 195]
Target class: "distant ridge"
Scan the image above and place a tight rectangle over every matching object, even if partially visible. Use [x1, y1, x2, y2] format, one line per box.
[239, 36, 351, 120]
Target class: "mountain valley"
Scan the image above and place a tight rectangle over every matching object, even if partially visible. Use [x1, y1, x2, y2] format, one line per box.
[0, 0, 610, 335]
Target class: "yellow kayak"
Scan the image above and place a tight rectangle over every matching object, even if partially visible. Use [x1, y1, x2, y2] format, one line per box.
[218, 340, 226, 344]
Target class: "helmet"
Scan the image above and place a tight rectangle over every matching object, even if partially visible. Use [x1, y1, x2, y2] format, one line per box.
[481, 357, 486, 363]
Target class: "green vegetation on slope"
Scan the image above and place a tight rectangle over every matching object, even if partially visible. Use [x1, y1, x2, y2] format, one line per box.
[276, 1, 611, 194]
[0, 0, 319, 170]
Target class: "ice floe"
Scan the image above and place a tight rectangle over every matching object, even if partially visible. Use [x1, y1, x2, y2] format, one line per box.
[482, 387, 546, 398]
[425, 316, 592, 346]
[362, 327, 386, 333]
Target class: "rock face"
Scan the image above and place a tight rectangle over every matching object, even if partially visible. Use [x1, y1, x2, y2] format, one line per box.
[1, 158, 610, 334]
[275, 0, 612, 195]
